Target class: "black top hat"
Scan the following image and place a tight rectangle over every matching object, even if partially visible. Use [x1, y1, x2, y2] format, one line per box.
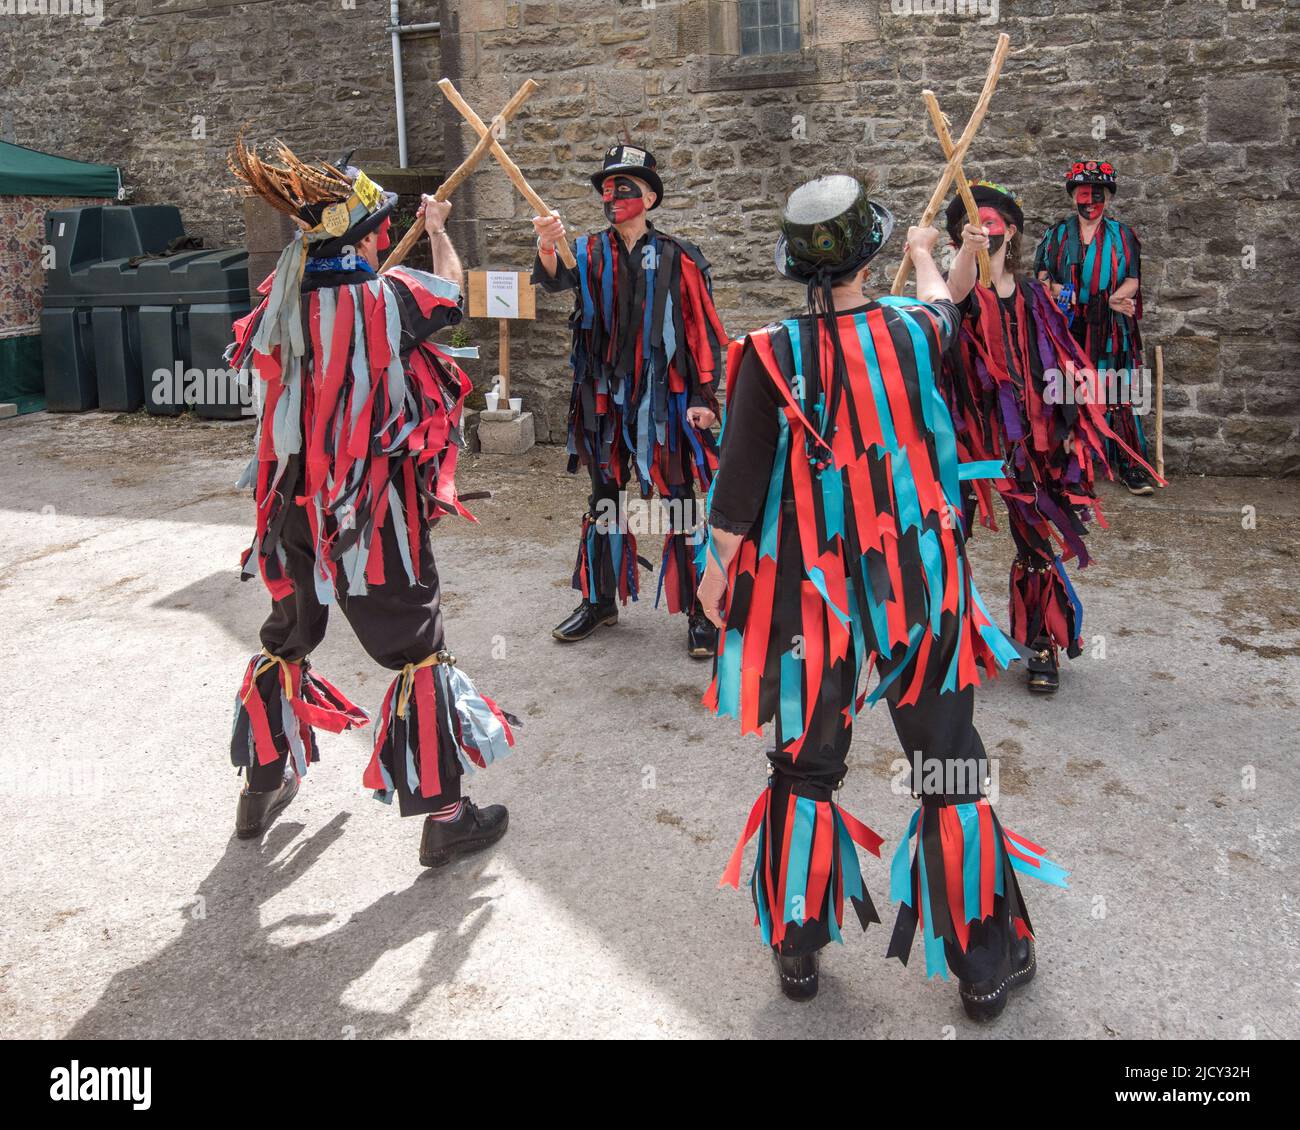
[590, 144, 664, 208]
[774, 174, 895, 284]
[1065, 159, 1117, 196]
[300, 166, 397, 258]
[944, 179, 1025, 243]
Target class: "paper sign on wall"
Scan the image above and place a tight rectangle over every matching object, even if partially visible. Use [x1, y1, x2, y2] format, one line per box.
[486, 271, 520, 319]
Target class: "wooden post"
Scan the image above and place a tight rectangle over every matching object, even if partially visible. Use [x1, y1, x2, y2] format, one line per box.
[1155, 344, 1165, 480]
[499, 319, 511, 404]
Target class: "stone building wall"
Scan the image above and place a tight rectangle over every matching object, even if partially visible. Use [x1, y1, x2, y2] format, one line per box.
[435, 0, 1299, 475]
[1, 0, 444, 246]
[4, 0, 1296, 474]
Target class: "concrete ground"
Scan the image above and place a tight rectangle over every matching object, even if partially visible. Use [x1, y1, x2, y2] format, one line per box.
[0, 410, 1296, 1041]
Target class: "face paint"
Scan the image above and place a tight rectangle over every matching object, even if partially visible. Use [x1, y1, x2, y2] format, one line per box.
[1075, 185, 1106, 221]
[977, 206, 1007, 253]
[602, 176, 645, 225]
[376, 216, 392, 252]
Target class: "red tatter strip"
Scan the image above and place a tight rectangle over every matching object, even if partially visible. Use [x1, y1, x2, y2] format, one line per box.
[867, 308, 921, 449]
[719, 789, 769, 889]
[1003, 826, 1046, 855]
[839, 316, 885, 452]
[805, 803, 833, 923]
[978, 800, 996, 920]
[362, 682, 397, 790]
[479, 694, 515, 746]
[414, 667, 442, 799]
[939, 805, 971, 952]
[838, 806, 884, 858]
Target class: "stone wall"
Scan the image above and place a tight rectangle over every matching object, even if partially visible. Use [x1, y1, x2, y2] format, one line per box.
[1, 0, 444, 246]
[436, 0, 1299, 475]
[4, 0, 1296, 473]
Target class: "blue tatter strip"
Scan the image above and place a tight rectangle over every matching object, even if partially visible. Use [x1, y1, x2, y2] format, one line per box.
[853, 313, 898, 454]
[784, 797, 816, 925]
[575, 235, 594, 329]
[890, 808, 921, 905]
[778, 648, 804, 741]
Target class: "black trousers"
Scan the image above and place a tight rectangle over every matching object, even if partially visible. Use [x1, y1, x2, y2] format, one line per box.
[766, 675, 1012, 983]
[580, 454, 700, 610]
[248, 465, 456, 815]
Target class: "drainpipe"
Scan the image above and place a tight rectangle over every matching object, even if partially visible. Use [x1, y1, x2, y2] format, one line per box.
[387, 2, 442, 170]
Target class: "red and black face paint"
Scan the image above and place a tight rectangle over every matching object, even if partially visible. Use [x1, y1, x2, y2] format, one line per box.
[376, 216, 393, 252]
[602, 176, 645, 225]
[978, 206, 1008, 254]
[1075, 184, 1106, 221]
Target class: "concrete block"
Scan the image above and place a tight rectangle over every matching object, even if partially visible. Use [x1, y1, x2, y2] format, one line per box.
[0, 403, 17, 419]
[477, 410, 536, 455]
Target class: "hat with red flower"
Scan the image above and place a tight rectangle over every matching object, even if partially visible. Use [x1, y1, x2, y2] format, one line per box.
[1065, 159, 1117, 196]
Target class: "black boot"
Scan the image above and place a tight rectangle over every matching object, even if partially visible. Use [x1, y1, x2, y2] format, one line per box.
[959, 935, 1036, 1023]
[1026, 638, 1059, 694]
[687, 610, 718, 659]
[772, 947, 819, 1002]
[418, 799, 509, 867]
[235, 770, 299, 840]
[552, 599, 618, 642]
[1119, 460, 1155, 496]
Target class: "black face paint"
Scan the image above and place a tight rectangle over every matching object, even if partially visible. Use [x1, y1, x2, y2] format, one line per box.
[987, 233, 1005, 254]
[602, 176, 645, 225]
[1075, 185, 1105, 221]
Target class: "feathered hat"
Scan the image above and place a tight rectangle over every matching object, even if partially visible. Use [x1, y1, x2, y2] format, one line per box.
[228, 134, 397, 357]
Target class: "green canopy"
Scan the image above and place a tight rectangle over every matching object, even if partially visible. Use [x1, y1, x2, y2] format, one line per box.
[0, 140, 120, 198]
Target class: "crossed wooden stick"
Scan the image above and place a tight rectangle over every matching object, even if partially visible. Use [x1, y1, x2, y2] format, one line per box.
[892, 32, 1010, 295]
[381, 78, 575, 273]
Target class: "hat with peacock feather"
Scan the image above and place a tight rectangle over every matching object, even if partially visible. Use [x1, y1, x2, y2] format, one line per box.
[228, 134, 398, 358]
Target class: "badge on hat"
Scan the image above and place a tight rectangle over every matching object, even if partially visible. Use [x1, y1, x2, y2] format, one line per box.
[321, 202, 352, 237]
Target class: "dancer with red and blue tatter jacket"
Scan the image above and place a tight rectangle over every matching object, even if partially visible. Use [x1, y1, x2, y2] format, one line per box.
[224, 138, 516, 867]
[696, 174, 1067, 1022]
[942, 180, 1162, 694]
[1035, 159, 1155, 495]
[531, 144, 728, 658]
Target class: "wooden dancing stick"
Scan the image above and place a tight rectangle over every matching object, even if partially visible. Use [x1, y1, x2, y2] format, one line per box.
[923, 90, 992, 288]
[439, 78, 577, 269]
[892, 31, 1010, 295]
[380, 79, 541, 273]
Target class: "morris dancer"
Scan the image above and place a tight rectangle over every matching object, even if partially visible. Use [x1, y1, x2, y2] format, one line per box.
[699, 174, 1066, 1020]
[225, 139, 515, 866]
[532, 143, 727, 657]
[1035, 159, 1153, 494]
[942, 179, 1161, 693]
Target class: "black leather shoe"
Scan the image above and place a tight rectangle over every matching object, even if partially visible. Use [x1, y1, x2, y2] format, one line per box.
[1026, 639, 1059, 694]
[1120, 463, 1155, 496]
[773, 947, 819, 1002]
[552, 600, 618, 642]
[235, 771, 299, 840]
[959, 935, 1036, 1022]
[687, 612, 718, 659]
[419, 800, 509, 867]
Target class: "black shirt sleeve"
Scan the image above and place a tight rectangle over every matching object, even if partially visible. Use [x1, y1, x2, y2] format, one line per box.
[708, 340, 782, 536]
[391, 276, 463, 353]
[530, 252, 580, 293]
